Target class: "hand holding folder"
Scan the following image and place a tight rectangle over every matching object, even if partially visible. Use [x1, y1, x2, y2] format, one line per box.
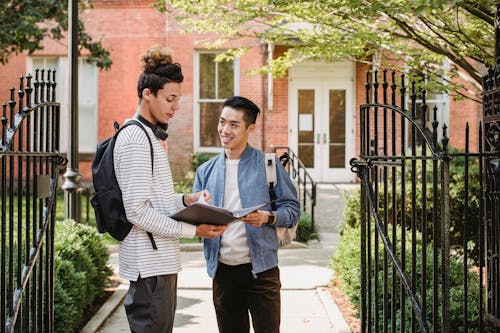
[171, 196, 270, 226]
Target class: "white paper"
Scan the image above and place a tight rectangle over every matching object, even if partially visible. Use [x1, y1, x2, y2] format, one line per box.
[299, 114, 313, 131]
[197, 193, 208, 205]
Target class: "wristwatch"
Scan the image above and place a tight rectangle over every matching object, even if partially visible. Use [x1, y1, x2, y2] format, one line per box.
[267, 211, 276, 225]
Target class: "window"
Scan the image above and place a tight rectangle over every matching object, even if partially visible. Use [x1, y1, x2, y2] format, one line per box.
[195, 52, 238, 150]
[30, 57, 98, 154]
[405, 74, 449, 149]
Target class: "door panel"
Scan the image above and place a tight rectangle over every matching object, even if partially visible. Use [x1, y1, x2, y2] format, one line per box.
[297, 89, 315, 168]
[328, 89, 346, 168]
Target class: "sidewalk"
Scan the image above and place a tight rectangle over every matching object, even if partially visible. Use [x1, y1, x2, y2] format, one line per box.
[86, 239, 351, 333]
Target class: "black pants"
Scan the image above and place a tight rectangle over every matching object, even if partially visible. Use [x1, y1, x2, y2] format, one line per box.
[124, 274, 177, 333]
[213, 262, 281, 333]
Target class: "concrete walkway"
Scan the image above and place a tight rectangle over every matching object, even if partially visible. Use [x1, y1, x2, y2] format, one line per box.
[82, 184, 357, 333]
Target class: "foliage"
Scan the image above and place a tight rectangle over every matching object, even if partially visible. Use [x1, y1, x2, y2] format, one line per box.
[155, 0, 495, 101]
[191, 152, 218, 171]
[53, 257, 87, 333]
[0, 0, 112, 69]
[54, 219, 112, 333]
[339, 188, 361, 235]
[296, 210, 314, 243]
[331, 225, 482, 332]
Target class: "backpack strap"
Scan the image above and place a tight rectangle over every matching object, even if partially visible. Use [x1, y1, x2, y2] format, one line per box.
[116, 120, 157, 250]
[265, 153, 278, 211]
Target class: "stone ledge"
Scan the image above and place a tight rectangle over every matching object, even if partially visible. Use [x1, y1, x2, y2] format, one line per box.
[80, 284, 128, 333]
[316, 287, 352, 333]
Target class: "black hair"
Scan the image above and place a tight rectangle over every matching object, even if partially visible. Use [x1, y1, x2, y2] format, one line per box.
[222, 96, 260, 127]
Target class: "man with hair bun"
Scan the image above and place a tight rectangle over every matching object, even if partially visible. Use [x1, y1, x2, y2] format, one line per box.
[113, 45, 227, 333]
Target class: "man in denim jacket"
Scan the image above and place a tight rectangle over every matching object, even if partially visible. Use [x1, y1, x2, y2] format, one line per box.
[193, 96, 300, 333]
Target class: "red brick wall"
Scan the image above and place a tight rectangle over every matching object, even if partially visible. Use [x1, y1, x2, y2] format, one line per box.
[0, 55, 28, 111]
[0, 1, 485, 183]
[83, 5, 167, 180]
[265, 46, 290, 152]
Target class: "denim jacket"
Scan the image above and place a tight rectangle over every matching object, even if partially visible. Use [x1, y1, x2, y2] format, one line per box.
[193, 144, 300, 278]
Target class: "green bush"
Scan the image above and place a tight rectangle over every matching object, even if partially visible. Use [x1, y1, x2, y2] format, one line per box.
[296, 211, 314, 243]
[54, 257, 87, 332]
[331, 225, 482, 332]
[192, 152, 217, 170]
[54, 219, 112, 333]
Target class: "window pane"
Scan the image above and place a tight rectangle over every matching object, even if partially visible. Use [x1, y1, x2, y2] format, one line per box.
[78, 60, 97, 152]
[79, 61, 96, 104]
[298, 89, 314, 168]
[79, 104, 96, 151]
[329, 90, 345, 168]
[217, 60, 234, 99]
[200, 54, 216, 99]
[200, 102, 223, 147]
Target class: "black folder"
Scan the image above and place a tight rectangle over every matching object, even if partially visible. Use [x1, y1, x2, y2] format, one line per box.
[171, 202, 270, 225]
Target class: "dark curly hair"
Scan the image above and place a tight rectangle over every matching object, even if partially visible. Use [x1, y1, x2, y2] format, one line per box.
[137, 45, 184, 99]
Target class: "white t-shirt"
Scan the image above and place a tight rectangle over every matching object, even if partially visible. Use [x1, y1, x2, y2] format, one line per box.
[218, 159, 251, 265]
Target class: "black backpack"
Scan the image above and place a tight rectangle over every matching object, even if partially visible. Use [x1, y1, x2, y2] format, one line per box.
[91, 120, 157, 249]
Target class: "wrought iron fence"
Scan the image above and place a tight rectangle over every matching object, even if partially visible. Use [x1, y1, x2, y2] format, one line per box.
[351, 69, 485, 332]
[1, 69, 66, 333]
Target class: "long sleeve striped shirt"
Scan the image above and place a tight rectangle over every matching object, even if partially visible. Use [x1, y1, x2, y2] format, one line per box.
[113, 121, 196, 281]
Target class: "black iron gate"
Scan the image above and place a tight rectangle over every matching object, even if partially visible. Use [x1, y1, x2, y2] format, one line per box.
[1, 70, 66, 333]
[350, 67, 487, 332]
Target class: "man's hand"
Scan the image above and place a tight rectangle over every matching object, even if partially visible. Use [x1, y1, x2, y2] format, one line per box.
[184, 190, 211, 206]
[240, 211, 269, 228]
[195, 224, 227, 239]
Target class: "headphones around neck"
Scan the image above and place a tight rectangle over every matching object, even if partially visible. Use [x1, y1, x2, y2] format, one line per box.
[136, 115, 168, 141]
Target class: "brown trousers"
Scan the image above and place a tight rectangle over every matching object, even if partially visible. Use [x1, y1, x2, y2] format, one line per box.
[213, 262, 281, 333]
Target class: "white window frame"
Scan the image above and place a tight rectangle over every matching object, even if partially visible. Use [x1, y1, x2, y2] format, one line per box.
[404, 65, 450, 150]
[27, 57, 98, 154]
[194, 51, 239, 153]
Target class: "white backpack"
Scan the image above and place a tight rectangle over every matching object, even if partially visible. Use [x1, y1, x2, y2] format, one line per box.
[264, 153, 298, 247]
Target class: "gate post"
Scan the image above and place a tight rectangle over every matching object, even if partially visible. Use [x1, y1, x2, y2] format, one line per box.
[61, 0, 82, 222]
[440, 129, 451, 332]
[483, 4, 500, 330]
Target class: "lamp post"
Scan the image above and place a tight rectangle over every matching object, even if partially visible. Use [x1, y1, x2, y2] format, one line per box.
[62, 0, 82, 221]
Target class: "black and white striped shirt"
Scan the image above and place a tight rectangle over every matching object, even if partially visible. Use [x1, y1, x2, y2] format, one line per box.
[114, 122, 196, 281]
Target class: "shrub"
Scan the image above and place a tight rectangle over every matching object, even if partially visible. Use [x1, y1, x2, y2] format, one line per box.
[192, 152, 217, 170]
[296, 211, 314, 243]
[54, 219, 112, 333]
[54, 257, 87, 333]
[331, 225, 482, 332]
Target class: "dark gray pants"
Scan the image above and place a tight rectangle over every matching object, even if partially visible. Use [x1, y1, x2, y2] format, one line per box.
[124, 274, 178, 333]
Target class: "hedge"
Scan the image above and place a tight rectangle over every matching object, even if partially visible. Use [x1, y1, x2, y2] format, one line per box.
[54, 219, 112, 333]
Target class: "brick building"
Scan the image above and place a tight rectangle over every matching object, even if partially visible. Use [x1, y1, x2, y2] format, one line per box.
[0, 0, 482, 184]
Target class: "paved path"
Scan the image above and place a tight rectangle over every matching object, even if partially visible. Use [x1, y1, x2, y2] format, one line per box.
[94, 240, 350, 333]
[84, 184, 359, 333]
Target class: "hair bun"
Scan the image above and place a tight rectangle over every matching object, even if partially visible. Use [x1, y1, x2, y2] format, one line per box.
[141, 45, 173, 73]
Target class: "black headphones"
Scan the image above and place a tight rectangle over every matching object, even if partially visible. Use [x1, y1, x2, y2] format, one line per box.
[136, 114, 168, 141]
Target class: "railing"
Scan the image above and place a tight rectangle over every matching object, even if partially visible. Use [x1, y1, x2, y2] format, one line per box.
[272, 146, 316, 233]
[1, 69, 66, 333]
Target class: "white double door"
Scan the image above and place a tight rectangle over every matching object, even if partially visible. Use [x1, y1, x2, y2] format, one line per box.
[289, 67, 355, 183]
